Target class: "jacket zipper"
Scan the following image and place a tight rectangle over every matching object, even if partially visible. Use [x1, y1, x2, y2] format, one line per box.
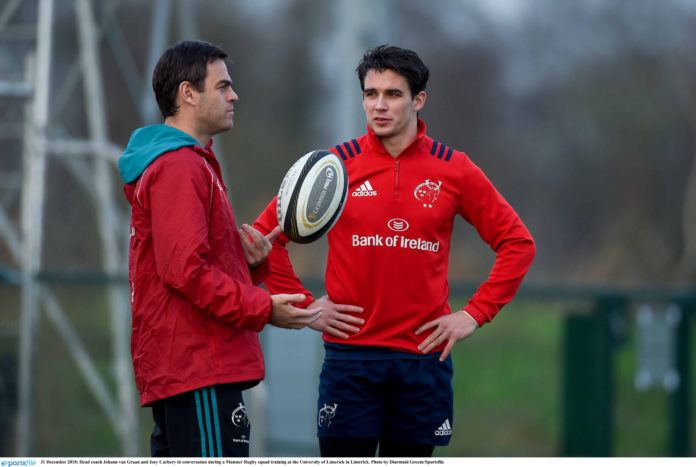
[394, 159, 400, 199]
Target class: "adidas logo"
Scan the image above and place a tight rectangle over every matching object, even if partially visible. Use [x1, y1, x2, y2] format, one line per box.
[435, 419, 452, 436]
[352, 180, 378, 197]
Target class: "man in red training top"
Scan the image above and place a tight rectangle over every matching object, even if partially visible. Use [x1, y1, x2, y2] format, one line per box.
[254, 45, 536, 457]
[118, 40, 321, 457]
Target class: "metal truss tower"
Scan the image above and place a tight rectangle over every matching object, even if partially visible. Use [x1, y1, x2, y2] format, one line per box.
[0, 0, 196, 456]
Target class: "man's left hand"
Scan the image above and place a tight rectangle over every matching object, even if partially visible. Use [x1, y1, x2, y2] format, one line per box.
[238, 224, 281, 269]
[415, 311, 479, 362]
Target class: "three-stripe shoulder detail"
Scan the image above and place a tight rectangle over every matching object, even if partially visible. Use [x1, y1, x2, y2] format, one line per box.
[333, 139, 362, 161]
[430, 140, 455, 162]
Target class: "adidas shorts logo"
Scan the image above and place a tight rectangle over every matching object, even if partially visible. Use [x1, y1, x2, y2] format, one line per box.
[435, 418, 452, 436]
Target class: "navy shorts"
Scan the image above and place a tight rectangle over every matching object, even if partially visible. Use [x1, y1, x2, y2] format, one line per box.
[317, 344, 454, 446]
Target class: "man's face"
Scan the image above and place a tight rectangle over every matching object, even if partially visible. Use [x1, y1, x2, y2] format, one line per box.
[195, 59, 238, 137]
[362, 69, 424, 140]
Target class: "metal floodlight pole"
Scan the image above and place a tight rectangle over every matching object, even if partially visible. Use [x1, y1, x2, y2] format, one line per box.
[74, 0, 138, 455]
[141, 0, 171, 125]
[12, 0, 141, 455]
[0, 0, 23, 30]
[16, 0, 53, 456]
[332, 0, 391, 142]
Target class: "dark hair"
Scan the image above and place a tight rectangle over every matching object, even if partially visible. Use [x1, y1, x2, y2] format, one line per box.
[152, 40, 228, 118]
[356, 45, 429, 98]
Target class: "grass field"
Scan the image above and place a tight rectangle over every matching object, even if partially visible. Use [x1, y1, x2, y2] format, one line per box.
[437, 298, 694, 457]
[435, 299, 563, 457]
[0, 284, 694, 457]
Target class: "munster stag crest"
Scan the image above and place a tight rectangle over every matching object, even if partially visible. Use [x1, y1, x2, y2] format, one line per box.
[414, 179, 442, 208]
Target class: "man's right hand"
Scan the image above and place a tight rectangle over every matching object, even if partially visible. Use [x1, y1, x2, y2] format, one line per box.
[308, 295, 364, 339]
[269, 294, 322, 329]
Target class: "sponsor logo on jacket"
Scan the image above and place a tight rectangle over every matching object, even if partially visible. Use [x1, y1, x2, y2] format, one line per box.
[387, 218, 409, 232]
[352, 234, 439, 252]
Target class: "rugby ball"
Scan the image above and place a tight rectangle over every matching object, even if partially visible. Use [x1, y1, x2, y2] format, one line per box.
[277, 150, 348, 244]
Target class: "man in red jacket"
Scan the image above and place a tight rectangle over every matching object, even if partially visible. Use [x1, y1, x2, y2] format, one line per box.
[118, 40, 321, 457]
[253, 45, 536, 456]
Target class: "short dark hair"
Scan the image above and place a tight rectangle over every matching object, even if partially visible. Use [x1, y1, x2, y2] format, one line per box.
[356, 45, 429, 98]
[152, 40, 228, 118]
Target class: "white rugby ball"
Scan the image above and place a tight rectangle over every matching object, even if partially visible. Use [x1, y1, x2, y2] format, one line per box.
[277, 150, 348, 244]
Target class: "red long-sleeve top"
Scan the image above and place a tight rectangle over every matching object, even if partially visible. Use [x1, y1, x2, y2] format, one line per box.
[254, 119, 535, 354]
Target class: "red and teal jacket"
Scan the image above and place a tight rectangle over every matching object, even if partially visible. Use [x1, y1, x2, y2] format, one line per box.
[120, 124, 272, 406]
[254, 119, 535, 354]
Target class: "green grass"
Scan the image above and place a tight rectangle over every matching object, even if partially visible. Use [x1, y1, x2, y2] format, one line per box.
[435, 299, 696, 457]
[435, 300, 563, 457]
[0, 284, 153, 456]
[27, 285, 121, 456]
[1, 286, 695, 456]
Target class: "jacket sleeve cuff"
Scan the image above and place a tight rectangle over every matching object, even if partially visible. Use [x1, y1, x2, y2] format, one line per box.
[249, 259, 271, 286]
[461, 306, 484, 328]
[250, 291, 273, 331]
[289, 294, 316, 310]
[299, 295, 316, 309]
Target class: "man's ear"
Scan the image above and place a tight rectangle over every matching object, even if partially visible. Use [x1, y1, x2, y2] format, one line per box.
[178, 81, 197, 107]
[413, 91, 426, 112]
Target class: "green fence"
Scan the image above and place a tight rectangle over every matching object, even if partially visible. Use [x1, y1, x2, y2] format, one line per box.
[559, 294, 693, 456]
[1, 267, 695, 456]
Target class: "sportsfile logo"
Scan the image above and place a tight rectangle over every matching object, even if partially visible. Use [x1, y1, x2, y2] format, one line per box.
[352, 180, 377, 197]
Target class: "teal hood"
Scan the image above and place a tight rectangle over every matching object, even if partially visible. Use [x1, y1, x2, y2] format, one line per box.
[118, 125, 201, 184]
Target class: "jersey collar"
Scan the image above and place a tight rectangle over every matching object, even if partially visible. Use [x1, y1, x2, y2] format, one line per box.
[366, 118, 427, 159]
